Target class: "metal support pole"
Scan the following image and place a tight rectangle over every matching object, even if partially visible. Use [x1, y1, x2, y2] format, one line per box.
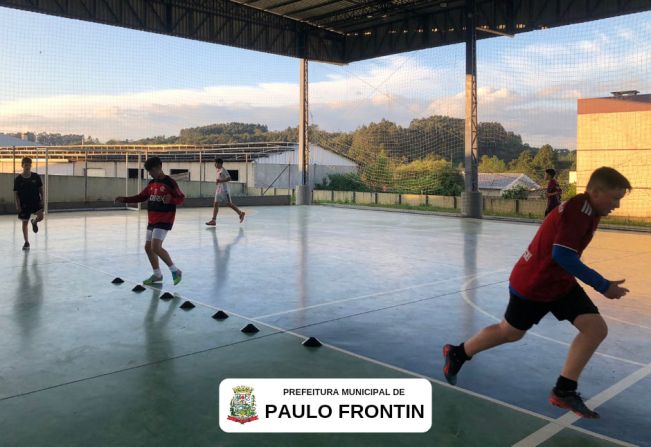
[137, 152, 142, 211]
[125, 153, 129, 208]
[199, 151, 203, 198]
[84, 149, 88, 203]
[44, 146, 49, 216]
[245, 153, 249, 195]
[296, 58, 312, 205]
[462, 0, 482, 218]
[12, 146, 16, 175]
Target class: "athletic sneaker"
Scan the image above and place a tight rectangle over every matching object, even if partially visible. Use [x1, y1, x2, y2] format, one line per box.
[172, 269, 182, 285]
[239, 212, 246, 223]
[143, 274, 163, 285]
[549, 389, 600, 418]
[205, 219, 216, 226]
[22, 242, 30, 251]
[31, 218, 38, 233]
[442, 344, 466, 386]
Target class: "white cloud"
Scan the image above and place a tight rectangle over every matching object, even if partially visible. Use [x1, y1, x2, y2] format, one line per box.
[0, 13, 649, 149]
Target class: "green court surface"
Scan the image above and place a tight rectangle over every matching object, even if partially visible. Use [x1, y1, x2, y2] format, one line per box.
[1, 206, 648, 446]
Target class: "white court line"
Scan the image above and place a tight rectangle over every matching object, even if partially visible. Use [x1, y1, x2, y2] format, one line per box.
[43, 251, 636, 447]
[171, 297, 637, 447]
[253, 268, 510, 320]
[512, 363, 651, 447]
[603, 315, 651, 331]
[459, 279, 646, 367]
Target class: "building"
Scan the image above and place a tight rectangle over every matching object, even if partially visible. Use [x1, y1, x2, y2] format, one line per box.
[577, 92, 651, 219]
[0, 142, 358, 190]
[477, 173, 541, 197]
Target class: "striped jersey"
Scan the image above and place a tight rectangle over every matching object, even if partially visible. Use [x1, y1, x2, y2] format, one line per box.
[509, 193, 600, 302]
[125, 176, 185, 230]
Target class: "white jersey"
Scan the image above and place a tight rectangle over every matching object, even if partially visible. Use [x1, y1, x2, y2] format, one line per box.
[215, 167, 231, 203]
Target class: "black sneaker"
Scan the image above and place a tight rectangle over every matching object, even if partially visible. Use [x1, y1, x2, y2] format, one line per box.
[22, 242, 30, 251]
[442, 344, 466, 386]
[549, 389, 600, 419]
[31, 218, 38, 233]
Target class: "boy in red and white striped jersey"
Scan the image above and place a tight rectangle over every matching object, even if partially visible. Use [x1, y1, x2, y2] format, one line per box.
[115, 156, 185, 285]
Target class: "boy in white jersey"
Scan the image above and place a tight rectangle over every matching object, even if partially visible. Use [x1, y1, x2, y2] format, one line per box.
[206, 158, 245, 226]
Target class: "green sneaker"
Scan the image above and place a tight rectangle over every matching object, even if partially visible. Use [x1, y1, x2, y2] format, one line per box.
[143, 274, 163, 285]
[172, 270, 182, 285]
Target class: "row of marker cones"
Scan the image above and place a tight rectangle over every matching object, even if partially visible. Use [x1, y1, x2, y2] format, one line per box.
[112, 276, 322, 347]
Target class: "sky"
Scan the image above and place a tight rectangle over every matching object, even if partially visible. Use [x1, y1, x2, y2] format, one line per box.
[0, 6, 649, 149]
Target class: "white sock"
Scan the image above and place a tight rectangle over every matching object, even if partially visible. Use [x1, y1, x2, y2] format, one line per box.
[169, 265, 178, 273]
[153, 269, 162, 277]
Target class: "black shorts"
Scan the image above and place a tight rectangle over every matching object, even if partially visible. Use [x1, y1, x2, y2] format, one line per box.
[18, 205, 42, 221]
[505, 285, 599, 331]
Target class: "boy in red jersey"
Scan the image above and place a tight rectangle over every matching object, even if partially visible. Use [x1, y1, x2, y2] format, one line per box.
[443, 167, 631, 418]
[115, 156, 185, 285]
[544, 168, 562, 216]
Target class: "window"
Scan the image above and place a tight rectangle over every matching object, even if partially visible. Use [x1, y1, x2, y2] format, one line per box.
[227, 170, 239, 181]
[170, 169, 190, 181]
[128, 168, 145, 179]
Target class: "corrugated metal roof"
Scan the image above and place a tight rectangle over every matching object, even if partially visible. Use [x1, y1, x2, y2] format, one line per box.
[0, 134, 38, 147]
[478, 173, 540, 191]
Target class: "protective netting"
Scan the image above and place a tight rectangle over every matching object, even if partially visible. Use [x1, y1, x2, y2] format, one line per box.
[310, 11, 651, 221]
[1, 7, 650, 220]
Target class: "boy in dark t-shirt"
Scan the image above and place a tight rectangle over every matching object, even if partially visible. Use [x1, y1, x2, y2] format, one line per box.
[115, 156, 185, 285]
[14, 157, 44, 250]
[443, 167, 631, 418]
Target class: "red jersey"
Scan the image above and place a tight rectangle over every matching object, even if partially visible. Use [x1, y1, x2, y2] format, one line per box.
[125, 176, 185, 230]
[509, 193, 600, 302]
[547, 178, 561, 208]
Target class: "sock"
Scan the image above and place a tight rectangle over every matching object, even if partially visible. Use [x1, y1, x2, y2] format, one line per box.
[456, 343, 472, 361]
[169, 265, 178, 273]
[153, 269, 162, 277]
[554, 375, 578, 394]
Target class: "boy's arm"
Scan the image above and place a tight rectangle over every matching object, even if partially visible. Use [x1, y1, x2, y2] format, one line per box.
[551, 245, 609, 293]
[168, 180, 185, 205]
[15, 192, 21, 211]
[552, 245, 628, 299]
[39, 186, 44, 207]
[116, 185, 150, 203]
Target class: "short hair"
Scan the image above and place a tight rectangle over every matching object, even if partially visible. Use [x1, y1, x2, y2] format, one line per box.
[587, 167, 632, 191]
[215, 158, 224, 164]
[545, 168, 556, 178]
[144, 156, 162, 171]
[21, 157, 32, 165]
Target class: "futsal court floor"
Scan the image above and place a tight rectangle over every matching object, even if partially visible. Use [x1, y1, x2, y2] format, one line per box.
[1, 205, 649, 447]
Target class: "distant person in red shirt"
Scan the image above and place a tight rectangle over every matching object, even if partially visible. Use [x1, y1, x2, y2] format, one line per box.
[443, 167, 631, 418]
[544, 168, 562, 216]
[115, 156, 185, 285]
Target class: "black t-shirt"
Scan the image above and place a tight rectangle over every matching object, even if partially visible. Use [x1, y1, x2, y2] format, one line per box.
[14, 173, 43, 206]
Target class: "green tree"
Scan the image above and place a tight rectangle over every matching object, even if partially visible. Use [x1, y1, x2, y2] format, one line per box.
[531, 144, 558, 182]
[479, 155, 507, 173]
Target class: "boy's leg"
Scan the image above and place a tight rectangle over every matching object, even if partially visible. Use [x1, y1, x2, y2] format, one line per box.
[561, 314, 608, 381]
[443, 294, 545, 385]
[228, 202, 245, 222]
[31, 209, 43, 233]
[206, 202, 218, 225]
[21, 219, 29, 243]
[548, 287, 602, 418]
[443, 320, 525, 385]
[464, 319, 526, 356]
[151, 230, 182, 285]
[144, 239, 160, 271]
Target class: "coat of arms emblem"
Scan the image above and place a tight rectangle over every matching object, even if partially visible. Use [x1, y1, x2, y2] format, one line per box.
[228, 385, 258, 424]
